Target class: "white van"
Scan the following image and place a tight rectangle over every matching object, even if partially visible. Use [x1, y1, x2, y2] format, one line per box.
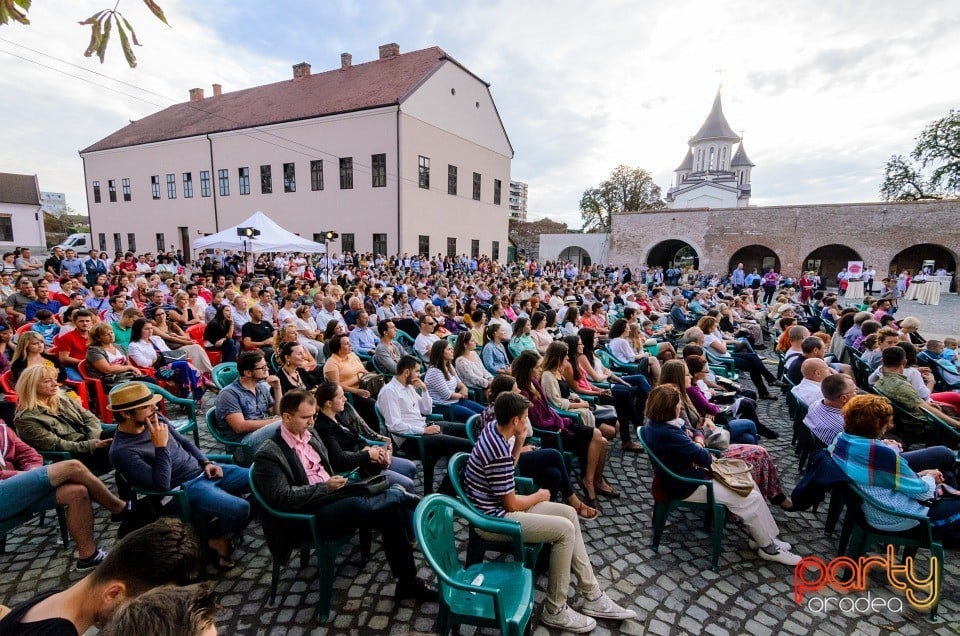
[54, 233, 93, 253]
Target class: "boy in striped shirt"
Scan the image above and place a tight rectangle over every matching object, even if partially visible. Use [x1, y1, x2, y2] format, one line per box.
[464, 392, 637, 633]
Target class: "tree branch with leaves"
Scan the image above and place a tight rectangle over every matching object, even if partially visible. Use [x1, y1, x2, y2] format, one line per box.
[579, 165, 665, 233]
[0, 0, 169, 68]
[880, 110, 960, 201]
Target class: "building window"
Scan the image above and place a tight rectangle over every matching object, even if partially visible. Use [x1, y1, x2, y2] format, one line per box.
[183, 173, 193, 198]
[260, 165, 272, 194]
[127, 233, 137, 252]
[122, 178, 131, 202]
[471, 239, 479, 259]
[151, 175, 160, 200]
[372, 233, 386, 255]
[472, 172, 481, 201]
[371, 154, 386, 188]
[98, 233, 106, 251]
[418, 156, 430, 189]
[156, 233, 165, 252]
[447, 237, 456, 258]
[339, 157, 353, 190]
[492, 240, 500, 261]
[494, 179, 502, 205]
[341, 233, 355, 253]
[166, 174, 176, 199]
[0, 216, 12, 242]
[218, 169, 229, 196]
[92, 181, 101, 203]
[108, 179, 117, 202]
[283, 163, 296, 193]
[237, 167, 250, 195]
[310, 160, 324, 191]
[113, 233, 122, 253]
[447, 165, 457, 195]
[418, 235, 430, 256]
[200, 171, 211, 197]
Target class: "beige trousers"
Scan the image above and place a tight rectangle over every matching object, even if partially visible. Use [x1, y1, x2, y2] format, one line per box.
[506, 501, 599, 611]
[684, 483, 780, 547]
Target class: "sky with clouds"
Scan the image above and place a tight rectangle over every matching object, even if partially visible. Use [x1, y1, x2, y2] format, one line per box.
[0, 0, 958, 228]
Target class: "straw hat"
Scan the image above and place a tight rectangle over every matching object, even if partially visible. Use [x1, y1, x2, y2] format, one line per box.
[107, 382, 162, 412]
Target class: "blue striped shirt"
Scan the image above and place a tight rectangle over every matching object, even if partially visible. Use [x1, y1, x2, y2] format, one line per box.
[464, 422, 515, 517]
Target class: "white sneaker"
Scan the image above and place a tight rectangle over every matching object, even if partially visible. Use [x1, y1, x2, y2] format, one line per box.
[580, 591, 638, 621]
[757, 547, 802, 567]
[748, 538, 792, 552]
[541, 604, 597, 633]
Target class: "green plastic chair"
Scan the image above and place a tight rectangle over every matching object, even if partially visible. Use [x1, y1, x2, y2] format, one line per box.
[840, 482, 945, 621]
[248, 464, 369, 623]
[464, 414, 483, 445]
[702, 347, 740, 381]
[637, 426, 727, 572]
[872, 387, 933, 449]
[211, 362, 238, 389]
[110, 381, 200, 445]
[446, 452, 542, 569]
[0, 507, 69, 554]
[415, 494, 535, 636]
[598, 348, 641, 376]
[204, 407, 255, 466]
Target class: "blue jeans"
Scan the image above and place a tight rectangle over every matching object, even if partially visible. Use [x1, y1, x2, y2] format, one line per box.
[240, 422, 281, 458]
[384, 456, 417, 491]
[0, 466, 55, 520]
[517, 448, 574, 500]
[447, 399, 485, 423]
[727, 418, 759, 445]
[184, 464, 251, 538]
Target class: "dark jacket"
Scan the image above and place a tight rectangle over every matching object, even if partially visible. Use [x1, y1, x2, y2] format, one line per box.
[252, 429, 340, 563]
[315, 412, 373, 474]
[789, 449, 848, 511]
[644, 419, 713, 501]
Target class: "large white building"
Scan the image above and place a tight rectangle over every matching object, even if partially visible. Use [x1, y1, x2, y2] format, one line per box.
[40, 191, 68, 217]
[509, 180, 528, 220]
[0, 173, 46, 251]
[664, 90, 754, 209]
[81, 44, 513, 259]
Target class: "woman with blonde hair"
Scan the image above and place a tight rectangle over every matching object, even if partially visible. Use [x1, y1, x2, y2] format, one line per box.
[169, 291, 201, 328]
[85, 322, 153, 391]
[10, 330, 65, 383]
[14, 365, 113, 473]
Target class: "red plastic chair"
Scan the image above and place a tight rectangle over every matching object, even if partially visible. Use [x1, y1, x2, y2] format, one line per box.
[0, 370, 18, 406]
[16, 322, 35, 334]
[187, 323, 222, 366]
[78, 360, 113, 424]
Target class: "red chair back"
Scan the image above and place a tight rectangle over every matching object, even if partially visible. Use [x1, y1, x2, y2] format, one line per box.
[0, 370, 17, 405]
[78, 359, 113, 424]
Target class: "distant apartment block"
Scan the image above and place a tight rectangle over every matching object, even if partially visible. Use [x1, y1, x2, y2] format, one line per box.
[509, 180, 528, 220]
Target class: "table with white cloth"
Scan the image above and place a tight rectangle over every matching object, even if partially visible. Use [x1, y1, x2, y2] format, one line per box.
[927, 275, 953, 293]
[917, 282, 941, 305]
[904, 283, 922, 301]
[845, 280, 864, 299]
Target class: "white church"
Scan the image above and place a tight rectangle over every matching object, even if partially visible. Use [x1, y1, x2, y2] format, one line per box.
[665, 90, 754, 208]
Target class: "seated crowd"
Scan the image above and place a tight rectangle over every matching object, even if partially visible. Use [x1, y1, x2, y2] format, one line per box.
[1, 248, 958, 633]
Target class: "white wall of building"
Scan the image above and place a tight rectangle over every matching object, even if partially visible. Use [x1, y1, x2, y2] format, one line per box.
[539, 233, 609, 265]
[0, 202, 45, 251]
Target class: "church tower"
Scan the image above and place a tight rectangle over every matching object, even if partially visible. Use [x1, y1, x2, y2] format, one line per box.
[666, 90, 753, 208]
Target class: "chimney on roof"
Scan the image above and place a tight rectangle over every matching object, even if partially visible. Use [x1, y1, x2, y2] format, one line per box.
[341, 53, 352, 69]
[378, 43, 400, 59]
[188, 87, 204, 102]
[212, 83, 222, 97]
[292, 62, 311, 79]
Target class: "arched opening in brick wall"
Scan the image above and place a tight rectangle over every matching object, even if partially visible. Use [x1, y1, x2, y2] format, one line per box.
[558, 245, 592, 266]
[889, 244, 957, 278]
[728, 245, 780, 275]
[646, 240, 699, 271]
[803, 244, 862, 287]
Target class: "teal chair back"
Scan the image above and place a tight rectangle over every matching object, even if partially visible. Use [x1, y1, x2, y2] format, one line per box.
[204, 407, 254, 466]
[212, 362, 238, 389]
[415, 494, 534, 636]
[638, 425, 726, 572]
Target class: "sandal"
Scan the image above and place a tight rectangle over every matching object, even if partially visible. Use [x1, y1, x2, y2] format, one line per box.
[621, 442, 643, 453]
[205, 546, 236, 569]
[574, 501, 599, 519]
[595, 482, 621, 499]
[577, 479, 598, 508]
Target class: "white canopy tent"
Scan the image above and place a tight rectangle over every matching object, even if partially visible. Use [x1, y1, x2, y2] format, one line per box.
[193, 211, 326, 253]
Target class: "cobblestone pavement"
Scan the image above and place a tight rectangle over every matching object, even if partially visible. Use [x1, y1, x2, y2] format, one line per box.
[1, 386, 957, 635]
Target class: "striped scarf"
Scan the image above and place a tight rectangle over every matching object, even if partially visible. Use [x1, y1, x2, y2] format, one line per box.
[829, 432, 928, 496]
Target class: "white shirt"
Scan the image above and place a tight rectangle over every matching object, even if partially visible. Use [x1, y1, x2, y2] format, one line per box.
[377, 378, 433, 436]
[315, 308, 344, 331]
[791, 379, 823, 408]
[414, 333, 439, 359]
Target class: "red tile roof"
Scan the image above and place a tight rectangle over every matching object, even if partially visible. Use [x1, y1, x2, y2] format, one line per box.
[0, 173, 39, 205]
[82, 46, 452, 153]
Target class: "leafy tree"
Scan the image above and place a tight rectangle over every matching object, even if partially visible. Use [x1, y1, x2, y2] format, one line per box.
[0, 0, 168, 68]
[579, 165, 664, 232]
[880, 110, 960, 201]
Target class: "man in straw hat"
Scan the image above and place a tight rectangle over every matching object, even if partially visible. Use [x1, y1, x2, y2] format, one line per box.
[108, 382, 251, 569]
